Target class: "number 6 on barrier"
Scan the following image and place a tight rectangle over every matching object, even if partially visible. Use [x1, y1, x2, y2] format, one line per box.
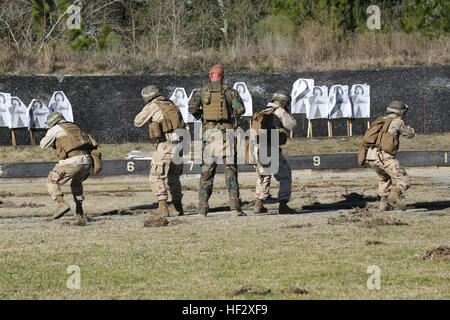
[127, 161, 135, 172]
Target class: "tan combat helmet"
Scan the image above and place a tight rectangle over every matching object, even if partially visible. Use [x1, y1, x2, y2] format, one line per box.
[141, 85, 160, 102]
[386, 101, 408, 116]
[45, 112, 65, 128]
[272, 91, 292, 107]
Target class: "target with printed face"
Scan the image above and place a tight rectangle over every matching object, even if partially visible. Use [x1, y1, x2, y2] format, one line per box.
[306, 86, 329, 119]
[328, 85, 352, 119]
[350, 84, 370, 118]
[291, 79, 314, 114]
[28, 99, 51, 129]
[9, 97, 29, 128]
[49, 91, 73, 122]
[233, 82, 253, 117]
[0, 93, 12, 128]
[187, 89, 200, 123]
[170, 87, 191, 123]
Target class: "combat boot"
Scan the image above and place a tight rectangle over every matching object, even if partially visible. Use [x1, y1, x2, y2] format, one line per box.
[379, 196, 390, 211]
[253, 199, 268, 214]
[389, 188, 407, 211]
[52, 196, 71, 220]
[172, 200, 184, 216]
[231, 209, 247, 217]
[152, 200, 169, 216]
[198, 202, 208, 217]
[278, 200, 297, 214]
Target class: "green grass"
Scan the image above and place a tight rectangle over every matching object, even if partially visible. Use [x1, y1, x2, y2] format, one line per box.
[1, 133, 449, 163]
[0, 171, 448, 299]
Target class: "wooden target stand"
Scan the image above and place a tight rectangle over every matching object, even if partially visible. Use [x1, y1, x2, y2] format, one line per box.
[9, 127, 46, 147]
[306, 118, 371, 138]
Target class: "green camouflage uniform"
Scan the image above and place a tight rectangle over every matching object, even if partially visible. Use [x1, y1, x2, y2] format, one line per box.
[366, 114, 415, 197]
[188, 80, 245, 214]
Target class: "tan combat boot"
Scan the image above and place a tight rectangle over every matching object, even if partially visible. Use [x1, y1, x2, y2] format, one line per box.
[278, 200, 297, 214]
[389, 188, 407, 211]
[379, 196, 390, 211]
[171, 200, 184, 216]
[232, 209, 247, 217]
[151, 200, 169, 216]
[52, 196, 71, 220]
[253, 199, 268, 214]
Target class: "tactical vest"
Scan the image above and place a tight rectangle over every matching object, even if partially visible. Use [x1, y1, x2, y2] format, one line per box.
[148, 100, 185, 139]
[201, 83, 231, 122]
[357, 116, 399, 165]
[251, 107, 288, 146]
[55, 122, 93, 160]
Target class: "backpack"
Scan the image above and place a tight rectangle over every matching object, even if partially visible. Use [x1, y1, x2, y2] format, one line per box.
[358, 116, 397, 166]
[251, 107, 288, 146]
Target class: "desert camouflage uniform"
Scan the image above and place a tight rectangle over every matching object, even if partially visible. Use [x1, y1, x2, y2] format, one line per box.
[40, 121, 92, 202]
[134, 97, 183, 202]
[188, 80, 245, 213]
[254, 103, 296, 201]
[366, 114, 415, 197]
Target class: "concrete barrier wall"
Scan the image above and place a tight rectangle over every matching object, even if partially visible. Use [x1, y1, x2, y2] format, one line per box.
[0, 65, 448, 145]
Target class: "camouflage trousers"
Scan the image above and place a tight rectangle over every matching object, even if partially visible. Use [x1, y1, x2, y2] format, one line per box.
[368, 158, 410, 197]
[255, 150, 291, 201]
[46, 163, 91, 201]
[199, 123, 240, 212]
[149, 141, 183, 202]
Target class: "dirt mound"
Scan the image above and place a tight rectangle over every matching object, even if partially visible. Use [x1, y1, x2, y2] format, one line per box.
[230, 285, 271, 297]
[422, 245, 450, 262]
[365, 240, 384, 245]
[328, 214, 362, 225]
[363, 217, 408, 228]
[281, 285, 309, 295]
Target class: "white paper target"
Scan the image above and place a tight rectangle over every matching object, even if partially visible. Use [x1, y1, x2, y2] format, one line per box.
[291, 79, 314, 114]
[28, 99, 51, 129]
[350, 84, 370, 118]
[233, 82, 253, 117]
[306, 86, 328, 119]
[170, 87, 190, 123]
[10, 97, 29, 128]
[0, 93, 12, 128]
[49, 91, 73, 122]
[328, 85, 352, 119]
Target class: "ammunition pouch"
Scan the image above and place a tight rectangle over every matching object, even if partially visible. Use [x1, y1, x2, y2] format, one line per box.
[380, 132, 399, 155]
[90, 150, 102, 174]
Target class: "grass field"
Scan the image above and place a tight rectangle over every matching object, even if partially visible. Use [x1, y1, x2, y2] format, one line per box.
[0, 169, 448, 299]
[1, 133, 449, 163]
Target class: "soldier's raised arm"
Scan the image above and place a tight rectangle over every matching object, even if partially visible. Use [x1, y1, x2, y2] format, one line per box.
[400, 122, 415, 139]
[188, 89, 203, 120]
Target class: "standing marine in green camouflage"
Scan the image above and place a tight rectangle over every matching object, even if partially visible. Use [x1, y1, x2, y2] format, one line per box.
[188, 65, 246, 217]
[365, 101, 415, 211]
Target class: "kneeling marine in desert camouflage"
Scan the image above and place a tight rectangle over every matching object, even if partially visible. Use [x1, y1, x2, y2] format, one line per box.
[361, 101, 415, 211]
[251, 91, 297, 214]
[40, 112, 101, 220]
[134, 85, 185, 216]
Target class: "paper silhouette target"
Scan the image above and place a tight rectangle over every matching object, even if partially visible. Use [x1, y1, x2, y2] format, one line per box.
[0, 93, 12, 128]
[49, 91, 73, 122]
[350, 84, 370, 118]
[28, 99, 51, 129]
[170, 87, 191, 123]
[233, 82, 253, 117]
[307, 86, 328, 119]
[328, 85, 352, 119]
[10, 97, 29, 128]
[187, 90, 200, 123]
[291, 79, 314, 114]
